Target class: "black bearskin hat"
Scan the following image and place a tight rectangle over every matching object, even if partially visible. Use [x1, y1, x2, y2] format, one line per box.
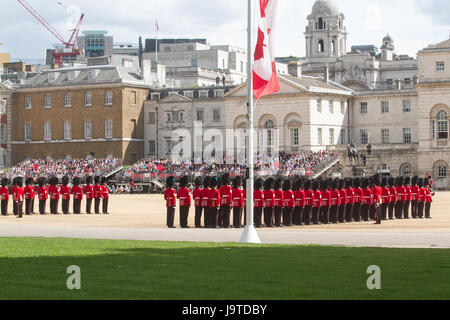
[203, 176, 210, 189]
[101, 177, 107, 185]
[418, 178, 424, 188]
[264, 177, 274, 191]
[86, 176, 93, 185]
[312, 180, 319, 191]
[232, 176, 242, 189]
[195, 177, 203, 188]
[254, 178, 263, 190]
[396, 176, 404, 187]
[424, 178, 430, 186]
[274, 178, 283, 190]
[25, 177, 33, 186]
[412, 176, 419, 186]
[221, 173, 231, 186]
[388, 177, 395, 187]
[94, 175, 101, 185]
[73, 177, 80, 186]
[345, 178, 352, 188]
[62, 175, 70, 186]
[353, 177, 361, 188]
[320, 179, 328, 190]
[166, 176, 175, 188]
[16, 177, 23, 187]
[49, 176, 58, 187]
[381, 177, 387, 188]
[1, 177, 8, 187]
[304, 179, 311, 190]
[405, 177, 411, 185]
[372, 175, 381, 187]
[282, 179, 291, 191]
[338, 179, 344, 189]
[179, 175, 189, 188]
[210, 176, 219, 188]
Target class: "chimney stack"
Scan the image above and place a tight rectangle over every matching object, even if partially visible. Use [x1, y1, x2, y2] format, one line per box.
[324, 63, 330, 83]
[288, 61, 302, 78]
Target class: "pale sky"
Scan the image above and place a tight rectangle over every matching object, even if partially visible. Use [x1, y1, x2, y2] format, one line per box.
[1, 0, 449, 63]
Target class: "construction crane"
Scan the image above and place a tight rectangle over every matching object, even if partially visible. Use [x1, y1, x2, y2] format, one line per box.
[16, 0, 85, 66]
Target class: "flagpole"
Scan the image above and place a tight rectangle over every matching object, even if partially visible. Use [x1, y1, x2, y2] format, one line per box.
[155, 23, 158, 64]
[240, 0, 261, 244]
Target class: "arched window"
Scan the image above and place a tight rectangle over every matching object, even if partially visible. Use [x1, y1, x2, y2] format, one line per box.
[331, 41, 336, 55]
[318, 40, 325, 53]
[437, 110, 448, 139]
[318, 17, 324, 30]
[434, 161, 448, 178]
[265, 120, 274, 129]
[400, 163, 412, 178]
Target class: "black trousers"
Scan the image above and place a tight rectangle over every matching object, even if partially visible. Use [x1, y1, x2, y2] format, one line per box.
[1, 199, 8, 215]
[274, 207, 283, 227]
[395, 201, 403, 219]
[403, 201, 411, 219]
[388, 202, 395, 219]
[13, 199, 18, 215]
[15, 201, 23, 218]
[411, 201, 418, 218]
[293, 206, 304, 225]
[338, 205, 346, 223]
[94, 198, 101, 214]
[417, 202, 425, 218]
[282, 207, 293, 226]
[345, 204, 354, 222]
[381, 203, 388, 220]
[220, 205, 231, 228]
[203, 207, 210, 228]
[25, 199, 34, 215]
[254, 207, 263, 227]
[370, 205, 376, 220]
[329, 205, 338, 223]
[425, 202, 431, 218]
[102, 198, 109, 214]
[361, 204, 370, 221]
[50, 199, 59, 214]
[353, 203, 361, 221]
[62, 199, 70, 214]
[312, 207, 320, 224]
[321, 206, 330, 224]
[303, 206, 312, 225]
[39, 199, 46, 215]
[73, 199, 81, 214]
[194, 206, 203, 228]
[86, 198, 93, 214]
[167, 206, 175, 227]
[375, 205, 382, 224]
[263, 207, 274, 227]
[180, 206, 189, 227]
[210, 207, 219, 228]
[232, 207, 242, 228]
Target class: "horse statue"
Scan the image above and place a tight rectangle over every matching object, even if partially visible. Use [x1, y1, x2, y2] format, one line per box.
[347, 142, 359, 165]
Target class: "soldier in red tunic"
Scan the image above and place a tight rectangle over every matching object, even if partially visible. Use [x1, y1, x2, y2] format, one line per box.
[395, 177, 405, 219]
[352, 178, 363, 222]
[293, 179, 305, 226]
[36, 177, 48, 215]
[232, 176, 243, 228]
[60, 176, 71, 215]
[417, 178, 426, 218]
[410, 176, 420, 219]
[380, 177, 390, 221]
[345, 178, 355, 222]
[193, 177, 203, 228]
[330, 178, 341, 224]
[361, 178, 372, 221]
[303, 180, 314, 225]
[282, 179, 294, 227]
[387, 177, 397, 220]
[164, 176, 176, 228]
[24, 177, 35, 215]
[242, 177, 247, 227]
[312, 180, 322, 225]
[403, 177, 412, 219]
[71, 177, 83, 214]
[11, 178, 17, 216]
[273, 178, 284, 227]
[201, 177, 211, 228]
[0, 178, 9, 216]
[101, 177, 109, 214]
[84, 176, 94, 214]
[93, 176, 103, 214]
[209, 177, 220, 228]
[219, 173, 232, 228]
[13, 177, 24, 218]
[49, 177, 60, 215]
[254, 178, 264, 228]
[338, 179, 347, 223]
[263, 178, 275, 227]
[177, 176, 191, 228]
[424, 178, 434, 219]
[320, 179, 331, 224]
[372, 175, 383, 225]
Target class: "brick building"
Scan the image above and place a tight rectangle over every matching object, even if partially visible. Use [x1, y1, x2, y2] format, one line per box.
[0, 82, 12, 167]
[11, 65, 150, 164]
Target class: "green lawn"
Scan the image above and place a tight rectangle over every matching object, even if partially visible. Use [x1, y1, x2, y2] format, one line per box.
[0, 238, 449, 300]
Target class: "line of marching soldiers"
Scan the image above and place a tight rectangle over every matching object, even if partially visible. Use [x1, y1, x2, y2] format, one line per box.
[0, 176, 110, 218]
[164, 174, 434, 228]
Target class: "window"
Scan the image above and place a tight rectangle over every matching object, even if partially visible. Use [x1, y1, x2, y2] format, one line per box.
[318, 40, 324, 52]
[360, 102, 368, 114]
[105, 91, 113, 105]
[438, 166, 447, 178]
[179, 112, 184, 122]
[44, 122, 52, 141]
[25, 123, 32, 141]
[199, 90, 208, 99]
[340, 129, 346, 145]
[213, 110, 221, 122]
[85, 120, 92, 140]
[191, 59, 198, 67]
[437, 111, 448, 139]
[240, 61, 244, 73]
[381, 129, 390, 144]
[84, 92, 92, 107]
[64, 93, 72, 107]
[329, 101, 334, 114]
[381, 101, 389, 113]
[0, 124, 6, 142]
[105, 120, 113, 139]
[151, 93, 160, 101]
[436, 62, 445, 72]
[25, 96, 32, 109]
[64, 121, 72, 140]
[360, 129, 368, 144]
[290, 128, 299, 146]
[318, 17, 324, 30]
[317, 128, 322, 145]
[44, 94, 51, 108]
[0, 98, 6, 115]
[197, 110, 204, 122]
[317, 99, 322, 113]
[149, 140, 156, 154]
[172, 111, 179, 122]
[403, 128, 412, 143]
[130, 91, 137, 106]
[386, 79, 393, 88]
[329, 128, 335, 145]
[400, 164, 412, 178]
[148, 112, 156, 124]
[405, 78, 412, 86]
[184, 91, 194, 99]
[403, 100, 411, 113]
[166, 113, 171, 122]
[215, 90, 224, 98]
[432, 120, 436, 139]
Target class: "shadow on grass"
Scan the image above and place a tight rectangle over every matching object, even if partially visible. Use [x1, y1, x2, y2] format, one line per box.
[0, 238, 449, 300]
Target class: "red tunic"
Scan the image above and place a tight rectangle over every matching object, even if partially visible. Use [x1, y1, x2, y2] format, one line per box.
[243, 189, 247, 208]
[404, 186, 411, 201]
[24, 185, 35, 200]
[37, 186, 48, 200]
[304, 190, 314, 206]
[193, 188, 202, 207]
[71, 186, 83, 200]
[330, 189, 341, 206]
[381, 187, 390, 204]
[388, 187, 397, 203]
[93, 185, 103, 199]
[84, 184, 94, 199]
[419, 187, 426, 202]
[48, 185, 60, 200]
[283, 190, 294, 208]
[254, 190, 264, 208]
[346, 188, 355, 204]
[339, 189, 347, 205]
[0, 186, 9, 201]
[263, 190, 275, 207]
[101, 186, 109, 200]
[177, 187, 191, 207]
[219, 185, 232, 206]
[293, 189, 305, 207]
[313, 190, 322, 208]
[60, 186, 71, 200]
[353, 187, 363, 204]
[362, 188, 372, 205]
[321, 190, 331, 207]
[201, 188, 210, 207]
[13, 187, 24, 202]
[232, 188, 243, 208]
[425, 188, 433, 203]
[164, 188, 176, 207]
[372, 187, 382, 204]
[274, 190, 284, 208]
[209, 188, 220, 208]
[410, 185, 420, 201]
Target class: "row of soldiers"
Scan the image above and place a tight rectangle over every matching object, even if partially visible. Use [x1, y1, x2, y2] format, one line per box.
[0, 176, 110, 218]
[164, 174, 434, 228]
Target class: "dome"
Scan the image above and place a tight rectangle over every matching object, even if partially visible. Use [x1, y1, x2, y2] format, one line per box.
[311, 0, 340, 16]
[383, 34, 393, 42]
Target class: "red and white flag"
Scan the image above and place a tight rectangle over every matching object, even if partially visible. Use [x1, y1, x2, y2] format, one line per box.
[253, 0, 280, 100]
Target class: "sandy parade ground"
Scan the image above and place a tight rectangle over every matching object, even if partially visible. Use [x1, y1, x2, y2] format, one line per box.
[0, 192, 449, 248]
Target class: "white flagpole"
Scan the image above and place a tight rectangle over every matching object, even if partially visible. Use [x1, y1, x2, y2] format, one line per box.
[240, 0, 261, 244]
[155, 23, 158, 64]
